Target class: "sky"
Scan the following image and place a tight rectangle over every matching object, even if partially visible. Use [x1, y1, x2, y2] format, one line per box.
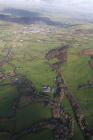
[0, 0, 93, 14]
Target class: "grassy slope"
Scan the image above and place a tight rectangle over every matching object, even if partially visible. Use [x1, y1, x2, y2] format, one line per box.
[19, 129, 53, 140]
[0, 21, 93, 139]
[63, 39, 93, 120]
[16, 103, 51, 131]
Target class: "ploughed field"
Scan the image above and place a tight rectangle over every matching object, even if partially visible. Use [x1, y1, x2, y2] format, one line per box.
[0, 20, 93, 140]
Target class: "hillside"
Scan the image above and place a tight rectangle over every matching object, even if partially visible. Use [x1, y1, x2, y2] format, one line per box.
[0, 9, 93, 140]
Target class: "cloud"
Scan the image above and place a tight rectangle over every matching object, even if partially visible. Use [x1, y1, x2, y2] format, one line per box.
[0, 0, 43, 9]
[0, 0, 93, 14]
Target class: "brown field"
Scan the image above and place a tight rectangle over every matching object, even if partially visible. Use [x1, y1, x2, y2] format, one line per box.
[80, 50, 93, 56]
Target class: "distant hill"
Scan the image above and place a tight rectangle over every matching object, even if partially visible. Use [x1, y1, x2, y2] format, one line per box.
[2, 8, 40, 18]
[0, 8, 74, 27]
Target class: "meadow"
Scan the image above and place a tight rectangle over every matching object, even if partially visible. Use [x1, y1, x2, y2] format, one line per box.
[0, 21, 93, 139]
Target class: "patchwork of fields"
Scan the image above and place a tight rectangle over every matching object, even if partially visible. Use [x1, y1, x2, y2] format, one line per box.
[0, 20, 93, 139]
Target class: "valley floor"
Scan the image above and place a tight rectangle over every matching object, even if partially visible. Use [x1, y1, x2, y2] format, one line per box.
[0, 21, 93, 139]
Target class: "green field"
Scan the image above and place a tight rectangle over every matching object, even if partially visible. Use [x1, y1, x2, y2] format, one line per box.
[0, 20, 93, 139]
